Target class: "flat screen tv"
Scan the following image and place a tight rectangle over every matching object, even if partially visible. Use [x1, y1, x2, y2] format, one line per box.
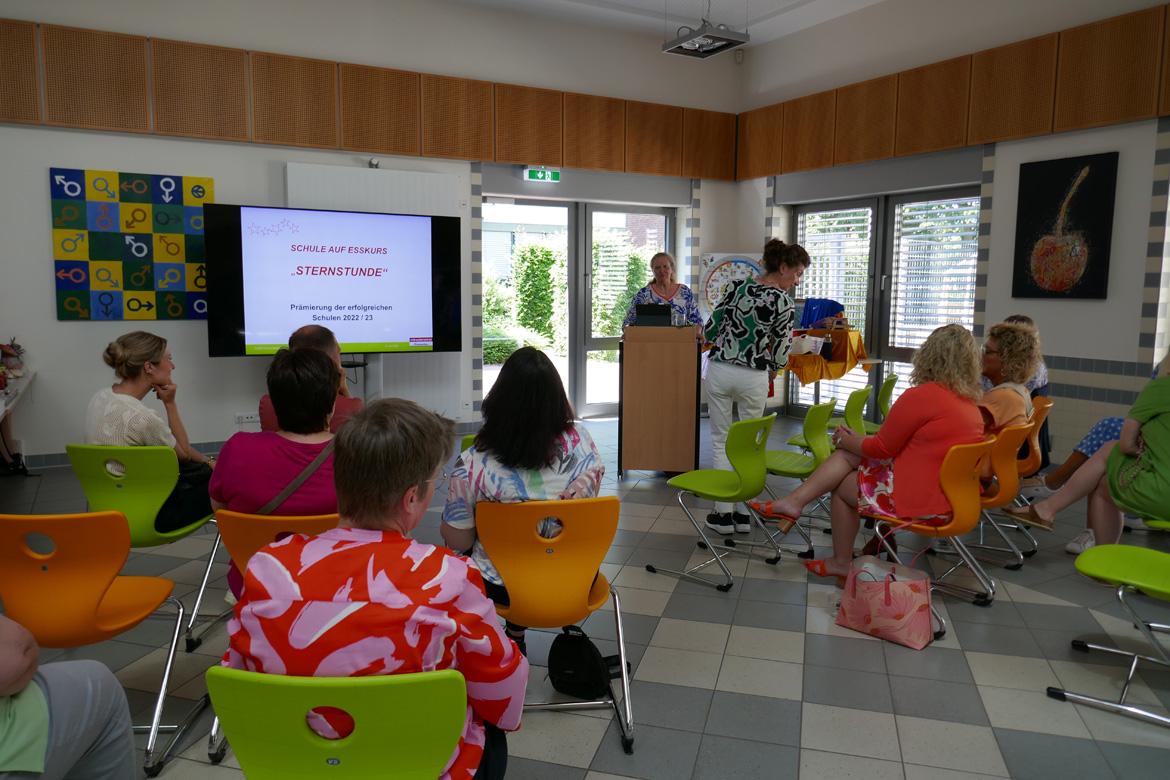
[204, 204, 461, 357]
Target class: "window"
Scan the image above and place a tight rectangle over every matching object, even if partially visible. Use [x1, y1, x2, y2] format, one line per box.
[790, 188, 980, 416]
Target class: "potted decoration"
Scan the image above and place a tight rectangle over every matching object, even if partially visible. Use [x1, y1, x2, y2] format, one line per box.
[1, 339, 25, 377]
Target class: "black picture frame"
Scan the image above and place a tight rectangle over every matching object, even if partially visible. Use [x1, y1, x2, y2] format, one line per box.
[1011, 151, 1119, 299]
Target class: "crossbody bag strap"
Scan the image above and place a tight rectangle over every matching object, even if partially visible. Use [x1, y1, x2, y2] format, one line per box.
[255, 439, 335, 516]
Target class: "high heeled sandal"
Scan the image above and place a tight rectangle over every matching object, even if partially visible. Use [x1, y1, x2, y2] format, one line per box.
[803, 559, 847, 587]
[747, 501, 797, 532]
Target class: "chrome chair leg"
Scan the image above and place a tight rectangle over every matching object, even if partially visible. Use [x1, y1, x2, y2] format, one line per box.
[208, 716, 228, 764]
[610, 586, 635, 753]
[873, 522, 995, 607]
[644, 491, 735, 592]
[185, 524, 233, 652]
[963, 511, 1026, 570]
[1047, 585, 1170, 729]
[139, 597, 212, 776]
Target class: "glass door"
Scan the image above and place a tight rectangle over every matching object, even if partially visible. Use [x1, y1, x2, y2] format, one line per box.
[577, 204, 673, 417]
[480, 201, 573, 399]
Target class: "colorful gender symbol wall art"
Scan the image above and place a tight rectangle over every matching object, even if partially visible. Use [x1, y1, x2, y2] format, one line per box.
[49, 168, 215, 321]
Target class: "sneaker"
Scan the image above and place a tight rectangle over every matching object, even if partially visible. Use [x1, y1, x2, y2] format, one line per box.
[731, 512, 752, 533]
[705, 512, 734, 535]
[1018, 476, 1054, 500]
[1065, 528, 1096, 555]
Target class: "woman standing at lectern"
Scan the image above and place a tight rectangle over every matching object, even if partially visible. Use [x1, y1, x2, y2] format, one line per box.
[622, 252, 703, 329]
[702, 239, 809, 535]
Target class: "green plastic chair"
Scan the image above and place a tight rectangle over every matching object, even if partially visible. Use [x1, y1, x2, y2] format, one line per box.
[66, 444, 218, 652]
[863, 373, 899, 434]
[1046, 544, 1170, 730]
[788, 385, 867, 449]
[206, 666, 467, 778]
[646, 414, 775, 591]
[751, 399, 838, 561]
[460, 432, 477, 452]
[66, 444, 211, 546]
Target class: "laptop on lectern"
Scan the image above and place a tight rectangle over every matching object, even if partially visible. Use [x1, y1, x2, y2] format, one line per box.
[635, 304, 672, 327]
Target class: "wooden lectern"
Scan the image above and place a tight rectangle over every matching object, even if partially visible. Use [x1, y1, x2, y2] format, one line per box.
[618, 326, 700, 475]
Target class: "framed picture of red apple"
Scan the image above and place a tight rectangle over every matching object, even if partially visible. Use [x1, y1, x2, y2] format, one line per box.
[1012, 152, 1118, 299]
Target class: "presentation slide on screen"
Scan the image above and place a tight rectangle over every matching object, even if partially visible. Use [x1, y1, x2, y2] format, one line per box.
[240, 207, 434, 354]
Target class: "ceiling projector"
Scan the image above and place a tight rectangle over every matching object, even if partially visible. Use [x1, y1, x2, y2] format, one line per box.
[662, 19, 749, 59]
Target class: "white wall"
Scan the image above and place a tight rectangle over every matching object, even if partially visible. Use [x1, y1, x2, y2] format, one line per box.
[699, 179, 765, 256]
[985, 120, 1157, 360]
[0, 124, 470, 455]
[1, 0, 740, 113]
[742, 0, 1165, 109]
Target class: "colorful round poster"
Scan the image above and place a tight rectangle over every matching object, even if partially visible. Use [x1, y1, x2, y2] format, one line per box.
[699, 255, 763, 318]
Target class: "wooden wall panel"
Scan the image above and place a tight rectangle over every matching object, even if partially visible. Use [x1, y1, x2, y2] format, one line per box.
[736, 103, 783, 180]
[626, 101, 682, 177]
[420, 74, 493, 160]
[968, 34, 1057, 144]
[782, 91, 835, 173]
[682, 109, 735, 179]
[1055, 7, 1163, 132]
[339, 64, 419, 156]
[251, 52, 337, 148]
[563, 92, 624, 172]
[495, 84, 562, 166]
[153, 39, 248, 141]
[834, 75, 896, 166]
[895, 55, 971, 156]
[0, 19, 39, 124]
[1163, 3, 1170, 116]
[42, 25, 148, 132]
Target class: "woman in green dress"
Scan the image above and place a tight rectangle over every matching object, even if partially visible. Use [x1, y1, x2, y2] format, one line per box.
[1006, 352, 1170, 547]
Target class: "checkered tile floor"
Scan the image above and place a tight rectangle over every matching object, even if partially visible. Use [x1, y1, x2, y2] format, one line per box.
[5, 416, 1170, 779]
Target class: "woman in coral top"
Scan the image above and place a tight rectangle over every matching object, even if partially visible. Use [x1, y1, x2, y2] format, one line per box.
[750, 324, 985, 581]
[224, 399, 527, 780]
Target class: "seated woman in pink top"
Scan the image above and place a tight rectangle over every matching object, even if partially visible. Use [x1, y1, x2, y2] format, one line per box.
[258, 325, 363, 434]
[750, 324, 985, 581]
[211, 347, 339, 597]
[224, 399, 527, 780]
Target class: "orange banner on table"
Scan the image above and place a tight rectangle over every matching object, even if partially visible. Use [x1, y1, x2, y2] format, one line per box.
[786, 328, 870, 385]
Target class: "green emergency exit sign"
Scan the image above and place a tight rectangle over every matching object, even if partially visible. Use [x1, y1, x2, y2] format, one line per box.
[524, 168, 561, 182]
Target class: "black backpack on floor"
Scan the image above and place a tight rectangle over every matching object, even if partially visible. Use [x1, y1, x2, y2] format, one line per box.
[547, 625, 621, 700]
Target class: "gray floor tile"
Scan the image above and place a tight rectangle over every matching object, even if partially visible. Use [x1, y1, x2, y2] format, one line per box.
[591, 640, 647, 674]
[591, 722, 700, 780]
[804, 634, 886, 673]
[1139, 668, 1170, 710]
[736, 577, 807, 605]
[582, 610, 659, 646]
[732, 599, 805, 632]
[638, 531, 703, 552]
[672, 575, 742, 599]
[890, 675, 989, 725]
[951, 620, 1045, 657]
[1030, 574, 1124, 609]
[603, 545, 636, 565]
[623, 680, 713, 732]
[704, 690, 802, 746]
[1097, 738, 1170, 780]
[803, 665, 892, 713]
[882, 644, 973, 683]
[663, 592, 739, 625]
[691, 734, 799, 780]
[624, 547, 692, 571]
[942, 597, 1026, 626]
[51, 639, 156, 670]
[1015, 603, 1106, 632]
[121, 554, 191, 577]
[505, 758, 586, 780]
[612, 529, 648, 547]
[1031, 627, 1131, 667]
[994, 727, 1115, 780]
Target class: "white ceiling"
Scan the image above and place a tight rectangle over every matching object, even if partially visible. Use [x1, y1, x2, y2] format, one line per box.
[453, 0, 890, 47]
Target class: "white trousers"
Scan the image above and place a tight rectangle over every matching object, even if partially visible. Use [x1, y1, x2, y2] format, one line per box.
[705, 360, 769, 514]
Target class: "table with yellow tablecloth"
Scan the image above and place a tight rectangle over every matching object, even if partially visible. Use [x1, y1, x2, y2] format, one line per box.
[786, 328, 870, 385]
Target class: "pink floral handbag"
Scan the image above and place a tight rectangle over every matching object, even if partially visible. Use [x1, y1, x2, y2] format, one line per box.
[835, 555, 934, 650]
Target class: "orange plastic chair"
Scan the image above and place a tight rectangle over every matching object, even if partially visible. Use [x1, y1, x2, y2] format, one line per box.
[474, 496, 634, 753]
[967, 423, 1035, 569]
[863, 438, 997, 635]
[214, 510, 340, 574]
[0, 511, 209, 777]
[1017, 397, 1053, 478]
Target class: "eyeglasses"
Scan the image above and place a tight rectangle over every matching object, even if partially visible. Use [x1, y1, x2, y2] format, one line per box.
[427, 469, 450, 487]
